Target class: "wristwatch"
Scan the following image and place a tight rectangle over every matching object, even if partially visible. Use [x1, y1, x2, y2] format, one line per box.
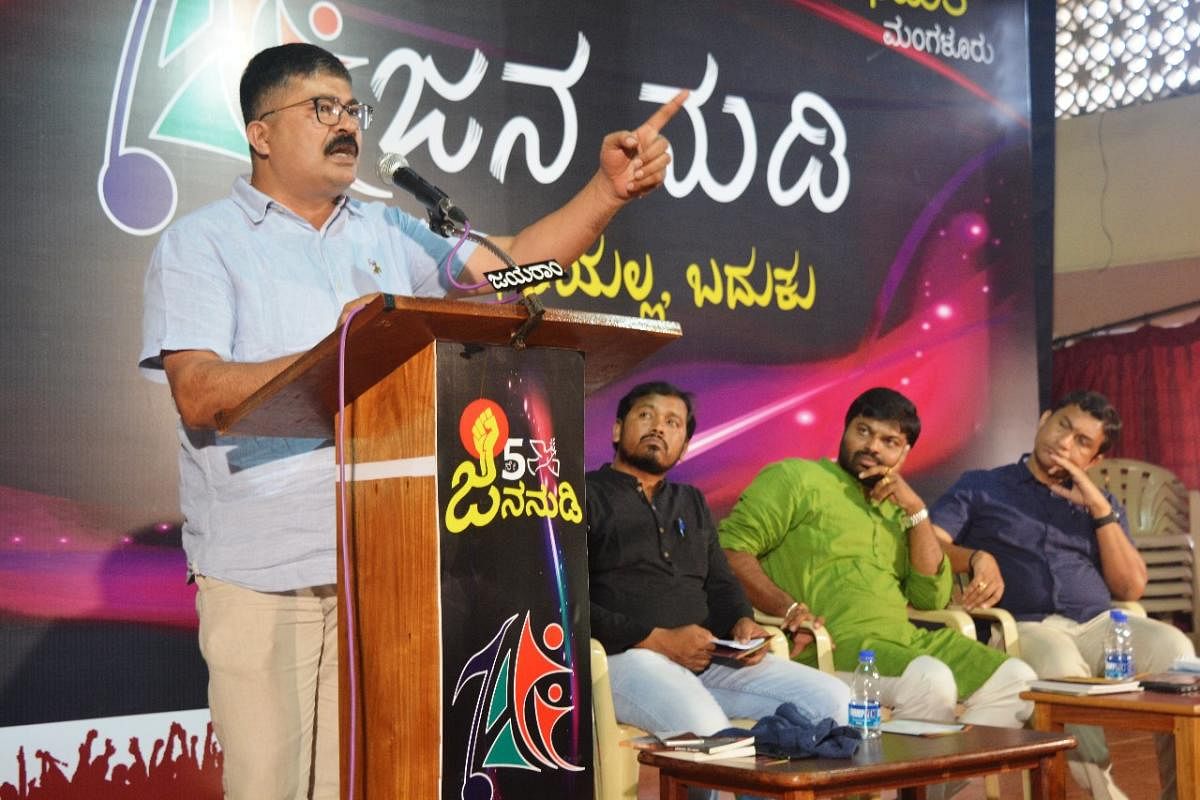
[904, 507, 929, 530]
[1091, 510, 1119, 529]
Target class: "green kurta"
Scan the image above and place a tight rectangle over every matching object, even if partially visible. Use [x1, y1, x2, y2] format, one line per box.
[718, 458, 1007, 698]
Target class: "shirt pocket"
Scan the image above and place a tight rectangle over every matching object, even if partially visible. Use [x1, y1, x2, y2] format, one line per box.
[669, 533, 710, 580]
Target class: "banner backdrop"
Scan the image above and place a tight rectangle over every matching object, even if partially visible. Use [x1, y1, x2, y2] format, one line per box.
[437, 343, 589, 800]
[0, 0, 1041, 794]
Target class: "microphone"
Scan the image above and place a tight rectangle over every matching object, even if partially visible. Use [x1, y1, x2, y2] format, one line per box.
[377, 152, 469, 235]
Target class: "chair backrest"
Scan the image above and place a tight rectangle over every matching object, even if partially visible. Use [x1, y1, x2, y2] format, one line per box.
[1088, 458, 1199, 633]
[590, 639, 632, 800]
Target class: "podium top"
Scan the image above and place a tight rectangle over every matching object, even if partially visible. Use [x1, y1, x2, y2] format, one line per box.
[216, 294, 682, 438]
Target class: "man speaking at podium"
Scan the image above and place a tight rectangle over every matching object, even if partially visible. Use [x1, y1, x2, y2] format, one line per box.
[139, 42, 684, 800]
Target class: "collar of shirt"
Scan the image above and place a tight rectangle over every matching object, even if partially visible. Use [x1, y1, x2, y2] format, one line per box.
[594, 462, 666, 497]
[1003, 455, 1084, 508]
[230, 175, 360, 227]
[1015, 453, 1046, 483]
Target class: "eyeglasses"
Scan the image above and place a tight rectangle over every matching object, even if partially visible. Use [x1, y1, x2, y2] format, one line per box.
[258, 96, 374, 131]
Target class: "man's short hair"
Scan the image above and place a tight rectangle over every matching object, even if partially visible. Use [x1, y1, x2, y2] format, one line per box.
[239, 43, 351, 124]
[614, 381, 697, 446]
[843, 387, 921, 446]
[1052, 390, 1122, 454]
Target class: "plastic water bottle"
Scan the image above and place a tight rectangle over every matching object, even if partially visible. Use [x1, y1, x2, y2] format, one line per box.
[849, 649, 882, 739]
[1103, 609, 1135, 679]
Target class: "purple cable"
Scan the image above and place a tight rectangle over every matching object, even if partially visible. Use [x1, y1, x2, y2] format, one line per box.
[444, 221, 489, 292]
[337, 305, 363, 800]
[441, 221, 534, 304]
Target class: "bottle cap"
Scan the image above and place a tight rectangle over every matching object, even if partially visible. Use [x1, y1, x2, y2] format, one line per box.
[859, 649, 875, 660]
[1109, 609, 1128, 623]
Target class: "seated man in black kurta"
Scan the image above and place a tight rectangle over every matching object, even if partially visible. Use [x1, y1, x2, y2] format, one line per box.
[587, 381, 849, 741]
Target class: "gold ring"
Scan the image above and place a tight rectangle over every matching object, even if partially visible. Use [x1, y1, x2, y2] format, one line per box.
[977, 581, 988, 590]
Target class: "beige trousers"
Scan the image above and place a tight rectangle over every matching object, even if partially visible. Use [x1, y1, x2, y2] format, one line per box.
[196, 575, 340, 800]
[839, 655, 1037, 728]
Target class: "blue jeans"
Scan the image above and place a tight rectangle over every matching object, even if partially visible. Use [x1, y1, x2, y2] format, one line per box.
[608, 650, 850, 799]
[608, 649, 849, 734]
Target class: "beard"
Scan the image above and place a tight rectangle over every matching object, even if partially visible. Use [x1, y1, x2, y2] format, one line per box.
[617, 437, 679, 476]
[838, 446, 884, 487]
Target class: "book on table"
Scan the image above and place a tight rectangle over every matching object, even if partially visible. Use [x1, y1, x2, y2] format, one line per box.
[622, 731, 756, 755]
[652, 732, 755, 754]
[651, 731, 704, 747]
[656, 746, 757, 762]
[1028, 677, 1142, 695]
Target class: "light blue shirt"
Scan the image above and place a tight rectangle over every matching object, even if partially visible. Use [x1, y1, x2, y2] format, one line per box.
[140, 176, 474, 591]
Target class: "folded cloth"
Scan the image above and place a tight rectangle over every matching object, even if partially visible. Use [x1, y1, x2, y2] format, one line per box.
[716, 702, 861, 759]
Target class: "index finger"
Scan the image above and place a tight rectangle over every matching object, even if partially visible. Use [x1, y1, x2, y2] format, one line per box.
[857, 462, 892, 480]
[640, 89, 689, 135]
[1055, 454, 1093, 481]
[1047, 452, 1082, 472]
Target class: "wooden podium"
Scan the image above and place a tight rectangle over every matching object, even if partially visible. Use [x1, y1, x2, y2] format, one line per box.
[218, 294, 680, 800]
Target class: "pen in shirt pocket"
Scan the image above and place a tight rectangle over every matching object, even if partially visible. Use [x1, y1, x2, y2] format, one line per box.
[675, 518, 686, 537]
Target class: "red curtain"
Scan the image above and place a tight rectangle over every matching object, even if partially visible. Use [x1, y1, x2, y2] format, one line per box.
[1052, 316, 1200, 490]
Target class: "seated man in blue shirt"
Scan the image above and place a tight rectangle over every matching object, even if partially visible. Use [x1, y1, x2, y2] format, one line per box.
[587, 382, 849, 758]
[931, 390, 1195, 800]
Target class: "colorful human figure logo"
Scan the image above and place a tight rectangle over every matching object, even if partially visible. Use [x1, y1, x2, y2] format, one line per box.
[452, 612, 581, 800]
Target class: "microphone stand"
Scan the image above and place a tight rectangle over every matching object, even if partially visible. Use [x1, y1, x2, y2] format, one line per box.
[433, 206, 545, 350]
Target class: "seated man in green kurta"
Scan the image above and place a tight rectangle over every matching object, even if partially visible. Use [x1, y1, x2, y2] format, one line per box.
[719, 387, 1035, 728]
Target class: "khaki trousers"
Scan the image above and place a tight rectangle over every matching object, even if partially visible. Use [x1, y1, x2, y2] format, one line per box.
[196, 576, 339, 800]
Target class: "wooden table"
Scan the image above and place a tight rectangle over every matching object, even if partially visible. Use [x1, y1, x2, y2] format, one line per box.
[1024, 689, 1200, 800]
[639, 726, 1076, 799]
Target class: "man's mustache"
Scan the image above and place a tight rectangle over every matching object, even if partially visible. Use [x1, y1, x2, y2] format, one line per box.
[325, 134, 359, 156]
